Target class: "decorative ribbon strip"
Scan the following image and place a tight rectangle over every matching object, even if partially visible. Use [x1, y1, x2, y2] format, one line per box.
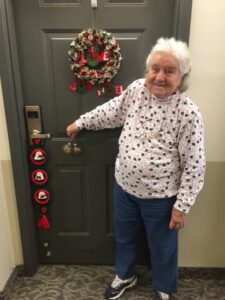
[70, 80, 124, 96]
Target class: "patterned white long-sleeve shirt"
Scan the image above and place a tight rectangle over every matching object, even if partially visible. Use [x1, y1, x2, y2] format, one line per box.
[75, 79, 206, 213]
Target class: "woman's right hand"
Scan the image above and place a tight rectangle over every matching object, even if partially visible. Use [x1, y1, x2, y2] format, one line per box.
[66, 122, 80, 139]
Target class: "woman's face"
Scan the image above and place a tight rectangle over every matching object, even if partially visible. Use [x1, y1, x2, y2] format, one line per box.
[146, 52, 182, 99]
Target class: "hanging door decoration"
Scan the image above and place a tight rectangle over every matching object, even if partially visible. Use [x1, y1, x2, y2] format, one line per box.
[29, 139, 51, 230]
[68, 28, 123, 97]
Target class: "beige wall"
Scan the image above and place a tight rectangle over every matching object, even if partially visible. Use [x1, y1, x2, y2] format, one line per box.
[179, 0, 225, 266]
[0, 0, 225, 291]
[188, 0, 225, 162]
[0, 80, 23, 291]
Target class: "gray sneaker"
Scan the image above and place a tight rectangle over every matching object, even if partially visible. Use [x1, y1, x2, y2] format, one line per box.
[104, 275, 137, 299]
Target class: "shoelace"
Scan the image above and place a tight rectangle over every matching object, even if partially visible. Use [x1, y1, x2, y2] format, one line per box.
[111, 275, 132, 288]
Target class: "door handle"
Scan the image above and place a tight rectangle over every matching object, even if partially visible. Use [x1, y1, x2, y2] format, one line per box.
[31, 129, 52, 140]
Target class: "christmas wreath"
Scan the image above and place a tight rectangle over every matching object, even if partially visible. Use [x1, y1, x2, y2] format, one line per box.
[68, 28, 123, 96]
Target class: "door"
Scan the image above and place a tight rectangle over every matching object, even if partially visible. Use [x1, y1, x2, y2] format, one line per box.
[7, 0, 190, 264]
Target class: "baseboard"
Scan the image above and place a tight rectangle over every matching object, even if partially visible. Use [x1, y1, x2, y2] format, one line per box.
[0, 265, 24, 300]
[179, 266, 225, 279]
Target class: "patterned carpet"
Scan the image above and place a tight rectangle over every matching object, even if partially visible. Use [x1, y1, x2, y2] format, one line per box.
[5, 265, 225, 300]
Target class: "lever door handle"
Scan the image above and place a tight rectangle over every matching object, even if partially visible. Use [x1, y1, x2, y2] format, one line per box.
[31, 130, 52, 139]
[31, 133, 52, 139]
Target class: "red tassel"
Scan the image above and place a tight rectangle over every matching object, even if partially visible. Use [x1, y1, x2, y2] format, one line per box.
[38, 214, 51, 229]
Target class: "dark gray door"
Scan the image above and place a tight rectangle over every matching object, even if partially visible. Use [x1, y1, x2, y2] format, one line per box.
[12, 0, 182, 264]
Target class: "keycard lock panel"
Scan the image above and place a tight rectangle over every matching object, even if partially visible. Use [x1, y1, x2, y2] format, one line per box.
[24, 105, 43, 145]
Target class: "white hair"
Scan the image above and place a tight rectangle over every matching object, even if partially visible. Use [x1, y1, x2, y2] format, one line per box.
[145, 37, 191, 92]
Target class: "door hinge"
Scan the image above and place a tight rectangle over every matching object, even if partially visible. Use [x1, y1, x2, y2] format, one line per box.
[43, 242, 52, 257]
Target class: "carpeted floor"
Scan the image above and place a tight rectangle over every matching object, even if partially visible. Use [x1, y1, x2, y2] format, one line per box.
[5, 265, 225, 300]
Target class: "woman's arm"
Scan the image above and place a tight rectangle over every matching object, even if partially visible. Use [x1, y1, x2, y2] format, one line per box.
[67, 83, 135, 137]
[174, 111, 206, 214]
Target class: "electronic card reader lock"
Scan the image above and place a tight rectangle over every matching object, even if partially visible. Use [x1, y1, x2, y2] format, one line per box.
[24, 105, 53, 145]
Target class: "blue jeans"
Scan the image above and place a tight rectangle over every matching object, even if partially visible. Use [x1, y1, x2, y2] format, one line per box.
[114, 181, 178, 294]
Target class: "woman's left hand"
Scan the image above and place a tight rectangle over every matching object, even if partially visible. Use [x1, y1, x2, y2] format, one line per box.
[169, 207, 187, 230]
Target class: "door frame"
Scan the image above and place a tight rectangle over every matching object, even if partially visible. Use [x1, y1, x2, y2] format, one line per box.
[0, 0, 192, 276]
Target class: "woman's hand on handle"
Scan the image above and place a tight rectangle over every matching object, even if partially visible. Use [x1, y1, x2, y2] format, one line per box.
[66, 122, 80, 139]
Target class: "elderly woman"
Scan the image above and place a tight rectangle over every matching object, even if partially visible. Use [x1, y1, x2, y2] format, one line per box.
[66, 37, 205, 300]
